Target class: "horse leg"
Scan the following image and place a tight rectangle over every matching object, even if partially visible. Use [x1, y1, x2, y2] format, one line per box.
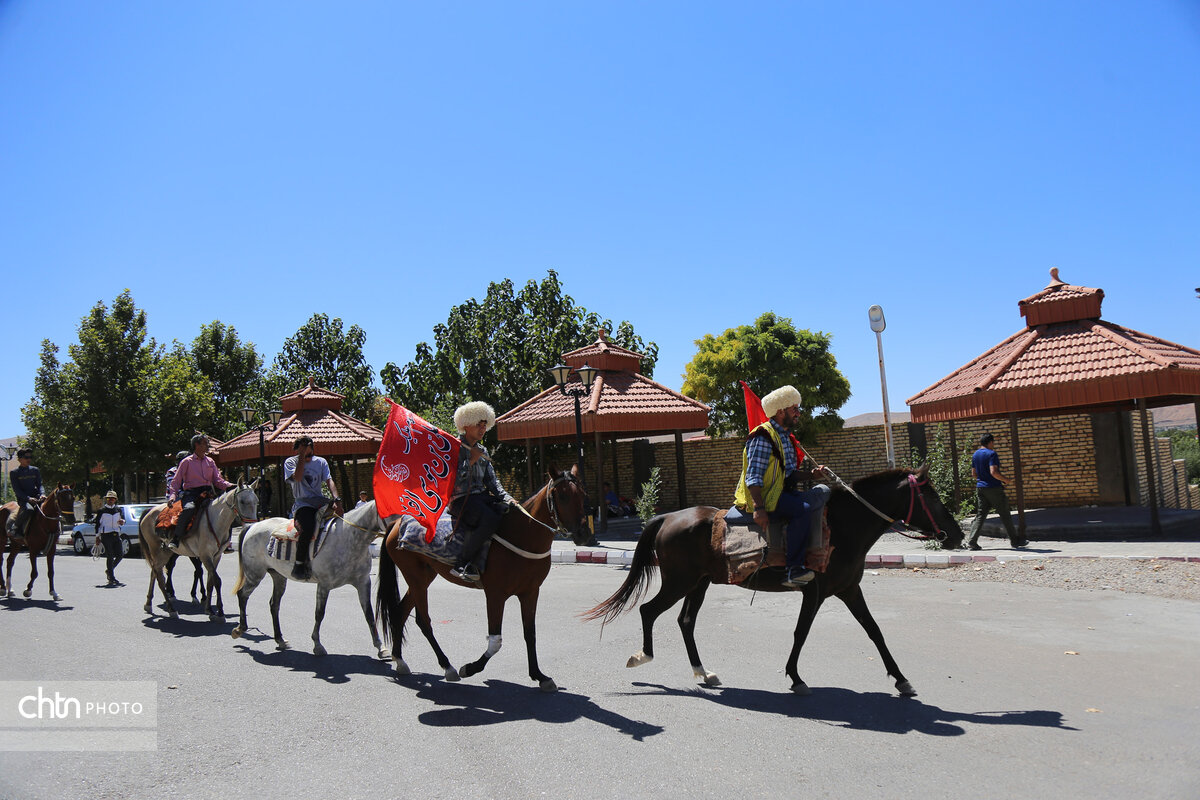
[354, 577, 388, 661]
[165, 553, 178, 600]
[311, 584, 330, 656]
[190, 557, 203, 603]
[210, 567, 223, 618]
[268, 571, 290, 650]
[626, 574, 693, 670]
[516, 588, 557, 692]
[458, 590, 507, 681]
[200, 557, 221, 621]
[677, 579, 718, 686]
[785, 587, 826, 694]
[232, 565, 266, 640]
[838, 584, 916, 696]
[23, 551, 38, 598]
[406, 586, 460, 681]
[46, 551, 60, 601]
[147, 563, 178, 618]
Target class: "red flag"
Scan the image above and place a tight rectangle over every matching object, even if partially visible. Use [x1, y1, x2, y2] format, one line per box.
[740, 380, 810, 462]
[374, 401, 460, 543]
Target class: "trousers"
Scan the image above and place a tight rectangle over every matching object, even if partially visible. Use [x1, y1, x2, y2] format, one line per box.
[770, 484, 831, 569]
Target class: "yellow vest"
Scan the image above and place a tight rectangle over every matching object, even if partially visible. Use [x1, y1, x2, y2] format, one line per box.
[734, 422, 787, 512]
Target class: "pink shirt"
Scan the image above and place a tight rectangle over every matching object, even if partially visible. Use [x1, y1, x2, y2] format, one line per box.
[169, 454, 233, 498]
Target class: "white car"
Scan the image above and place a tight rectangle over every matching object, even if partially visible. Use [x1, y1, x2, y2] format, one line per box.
[70, 504, 157, 556]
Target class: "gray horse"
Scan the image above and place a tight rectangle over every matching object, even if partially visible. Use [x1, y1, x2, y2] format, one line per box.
[231, 499, 389, 658]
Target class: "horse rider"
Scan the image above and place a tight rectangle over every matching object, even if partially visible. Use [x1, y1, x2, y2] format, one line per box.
[94, 490, 126, 586]
[449, 401, 519, 583]
[733, 385, 831, 588]
[284, 435, 342, 580]
[8, 447, 45, 543]
[166, 434, 233, 551]
[162, 450, 188, 500]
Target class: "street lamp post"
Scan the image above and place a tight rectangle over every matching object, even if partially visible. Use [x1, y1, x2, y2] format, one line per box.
[868, 305, 895, 469]
[239, 407, 283, 484]
[0, 443, 15, 504]
[547, 363, 599, 476]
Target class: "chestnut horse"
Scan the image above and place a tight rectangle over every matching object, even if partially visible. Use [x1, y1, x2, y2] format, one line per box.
[2, 485, 75, 600]
[585, 466, 964, 696]
[376, 465, 590, 692]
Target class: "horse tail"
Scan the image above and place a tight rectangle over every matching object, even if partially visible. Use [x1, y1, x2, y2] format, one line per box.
[581, 514, 665, 625]
[375, 541, 404, 648]
[232, 531, 247, 596]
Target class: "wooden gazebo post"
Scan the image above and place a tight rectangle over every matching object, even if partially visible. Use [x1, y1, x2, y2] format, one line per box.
[1008, 414, 1026, 538]
[1136, 398, 1162, 536]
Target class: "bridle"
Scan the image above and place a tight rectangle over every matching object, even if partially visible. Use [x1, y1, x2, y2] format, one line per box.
[37, 488, 74, 521]
[831, 471, 947, 542]
[542, 472, 582, 534]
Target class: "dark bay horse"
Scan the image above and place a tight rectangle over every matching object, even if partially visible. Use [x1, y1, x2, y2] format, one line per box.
[584, 466, 964, 696]
[2, 485, 75, 601]
[377, 465, 590, 692]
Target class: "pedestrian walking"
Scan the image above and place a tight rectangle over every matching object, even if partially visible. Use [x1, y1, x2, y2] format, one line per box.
[94, 490, 126, 585]
[967, 432, 1028, 549]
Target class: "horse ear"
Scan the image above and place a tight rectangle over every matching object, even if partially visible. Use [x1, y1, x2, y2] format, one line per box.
[249, 476, 260, 489]
[545, 463, 559, 481]
[915, 463, 930, 479]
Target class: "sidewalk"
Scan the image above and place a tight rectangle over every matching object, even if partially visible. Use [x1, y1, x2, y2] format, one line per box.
[551, 509, 1200, 568]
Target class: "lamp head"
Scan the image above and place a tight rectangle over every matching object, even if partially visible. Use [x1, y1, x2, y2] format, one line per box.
[577, 363, 598, 389]
[868, 305, 886, 333]
[269, 409, 283, 427]
[548, 364, 571, 389]
[239, 407, 255, 425]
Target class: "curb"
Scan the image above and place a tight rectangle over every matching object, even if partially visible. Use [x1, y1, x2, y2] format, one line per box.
[548, 550, 1200, 569]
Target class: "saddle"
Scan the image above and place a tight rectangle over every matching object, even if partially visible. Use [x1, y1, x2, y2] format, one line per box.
[154, 493, 212, 537]
[265, 510, 336, 562]
[269, 506, 333, 543]
[714, 506, 833, 585]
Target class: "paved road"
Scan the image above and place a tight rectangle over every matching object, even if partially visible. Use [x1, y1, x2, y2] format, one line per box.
[2, 553, 1198, 799]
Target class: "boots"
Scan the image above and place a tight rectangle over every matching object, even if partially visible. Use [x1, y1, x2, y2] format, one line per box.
[452, 524, 492, 583]
[292, 529, 315, 580]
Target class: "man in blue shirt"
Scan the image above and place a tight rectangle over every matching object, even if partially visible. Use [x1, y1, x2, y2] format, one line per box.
[8, 448, 45, 542]
[967, 433, 1027, 550]
[284, 436, 342, 580]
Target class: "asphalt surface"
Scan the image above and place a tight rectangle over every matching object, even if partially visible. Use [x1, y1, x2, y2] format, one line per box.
[2, 549, 1198, 799]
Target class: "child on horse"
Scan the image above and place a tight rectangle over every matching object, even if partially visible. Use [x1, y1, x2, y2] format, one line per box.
[449, 401, 519, 584]
[8, 447, 45, 543]
[283, 435, 343, 580]
[733, 384, 831, 588]
[166, 434, 233, 551]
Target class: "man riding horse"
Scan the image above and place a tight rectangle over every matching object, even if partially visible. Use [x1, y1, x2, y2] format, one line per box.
[8, 448, 45, 543]
[449, 401, 519, 584]
[284, 435, 342, 581]
[733, 384, 831, 588]
[167, 434, 233, 552]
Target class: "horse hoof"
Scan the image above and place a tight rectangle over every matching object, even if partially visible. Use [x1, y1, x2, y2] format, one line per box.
[23, 590, 31, 598]
[377, 647, 390, 661]
[791, 681, 812, 695]
[144, 603, 152, 614]
[626, 651, 653, 668]
[539, 678, 558, 693]
[276, 640, 291, 651]
[51, 593, 61, 602]
[394, 660, 411, 676]
[231, 627, 244, 639]
[443, 667, 460, 682]
[313, 644, 327, 657]
[169, 611, 179, 619]
[208, 614, 221, 623]
[696, 671, 721, 687]
[459, 662, 480, 679]
[897, 681, 917, 697]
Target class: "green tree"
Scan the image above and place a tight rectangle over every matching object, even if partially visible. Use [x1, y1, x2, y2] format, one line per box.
[269, 313, 381, 424]
[380, 269, 658, 427]
[20, 340, 86, 484]
[682, 312, 851, 440]
[1164, 428, 1199, 484]
[190, 321, 265, 439]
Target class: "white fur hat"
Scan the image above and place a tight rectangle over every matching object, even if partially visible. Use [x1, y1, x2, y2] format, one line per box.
[454, 401, 496, 432]
[762, 385, 802, 418]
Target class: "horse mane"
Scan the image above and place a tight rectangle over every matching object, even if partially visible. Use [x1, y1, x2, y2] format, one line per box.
[847, 468, 911, 494]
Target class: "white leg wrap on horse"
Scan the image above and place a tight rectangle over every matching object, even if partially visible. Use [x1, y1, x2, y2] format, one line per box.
[486, 634, 502, 657]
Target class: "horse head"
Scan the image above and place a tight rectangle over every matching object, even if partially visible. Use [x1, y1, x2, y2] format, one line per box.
[902, 465, 963, 549]
[545, 463, 591, 545]
[227, 481, 260, 525]
[50, 484, 75, 519]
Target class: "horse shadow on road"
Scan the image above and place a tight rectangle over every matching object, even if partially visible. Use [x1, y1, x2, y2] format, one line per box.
[232, 642, 393, 685]
[405, 676, 665, 742]
[0, 597, 74, 613]
[626, 682, 1078, 736]
[141, 611, 239, 639]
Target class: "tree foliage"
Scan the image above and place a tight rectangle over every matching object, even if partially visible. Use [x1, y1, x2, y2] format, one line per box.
[268, 313, 381, 424]
[190, 321, 265, 439]
[21, 291, 215, 487]
[380, 270, 659, 429]
[682, 312, 851, 440]
[1164, 428, 1199, 485]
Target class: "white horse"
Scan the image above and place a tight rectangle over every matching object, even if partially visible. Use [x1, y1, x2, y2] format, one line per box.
[231, 500, 389, 659]
[138, 480, 259, 621]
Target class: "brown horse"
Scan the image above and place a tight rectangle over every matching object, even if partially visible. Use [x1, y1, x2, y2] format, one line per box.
[376, 465, 590, 692]
[584, 466, 964, 696]
[2, 485, 75, 601]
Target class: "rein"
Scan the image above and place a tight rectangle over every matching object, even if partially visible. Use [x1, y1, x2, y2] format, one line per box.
[829, 471, 946, 542]
[494, 473, 579, 559]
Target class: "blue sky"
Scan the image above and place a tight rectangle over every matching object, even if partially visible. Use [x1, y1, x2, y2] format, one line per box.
[2, 1, 1198, 439]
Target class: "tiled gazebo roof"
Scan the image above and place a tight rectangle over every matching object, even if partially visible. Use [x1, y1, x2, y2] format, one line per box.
[216, 377, 382, 465]
[496, 333, 710, 442]
[907, 270, 1200, 422]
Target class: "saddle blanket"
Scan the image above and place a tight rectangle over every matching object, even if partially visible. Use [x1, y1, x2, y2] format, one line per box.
[714, 507, 833, 585]
[265, 519, 334, 562]
[156, 501, 183, 531]
[394, 514, 490, 569]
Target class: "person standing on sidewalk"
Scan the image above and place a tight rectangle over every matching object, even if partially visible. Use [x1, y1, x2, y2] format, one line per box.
[94, 490, 126, 585]
[967, 432, 1028, 549]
